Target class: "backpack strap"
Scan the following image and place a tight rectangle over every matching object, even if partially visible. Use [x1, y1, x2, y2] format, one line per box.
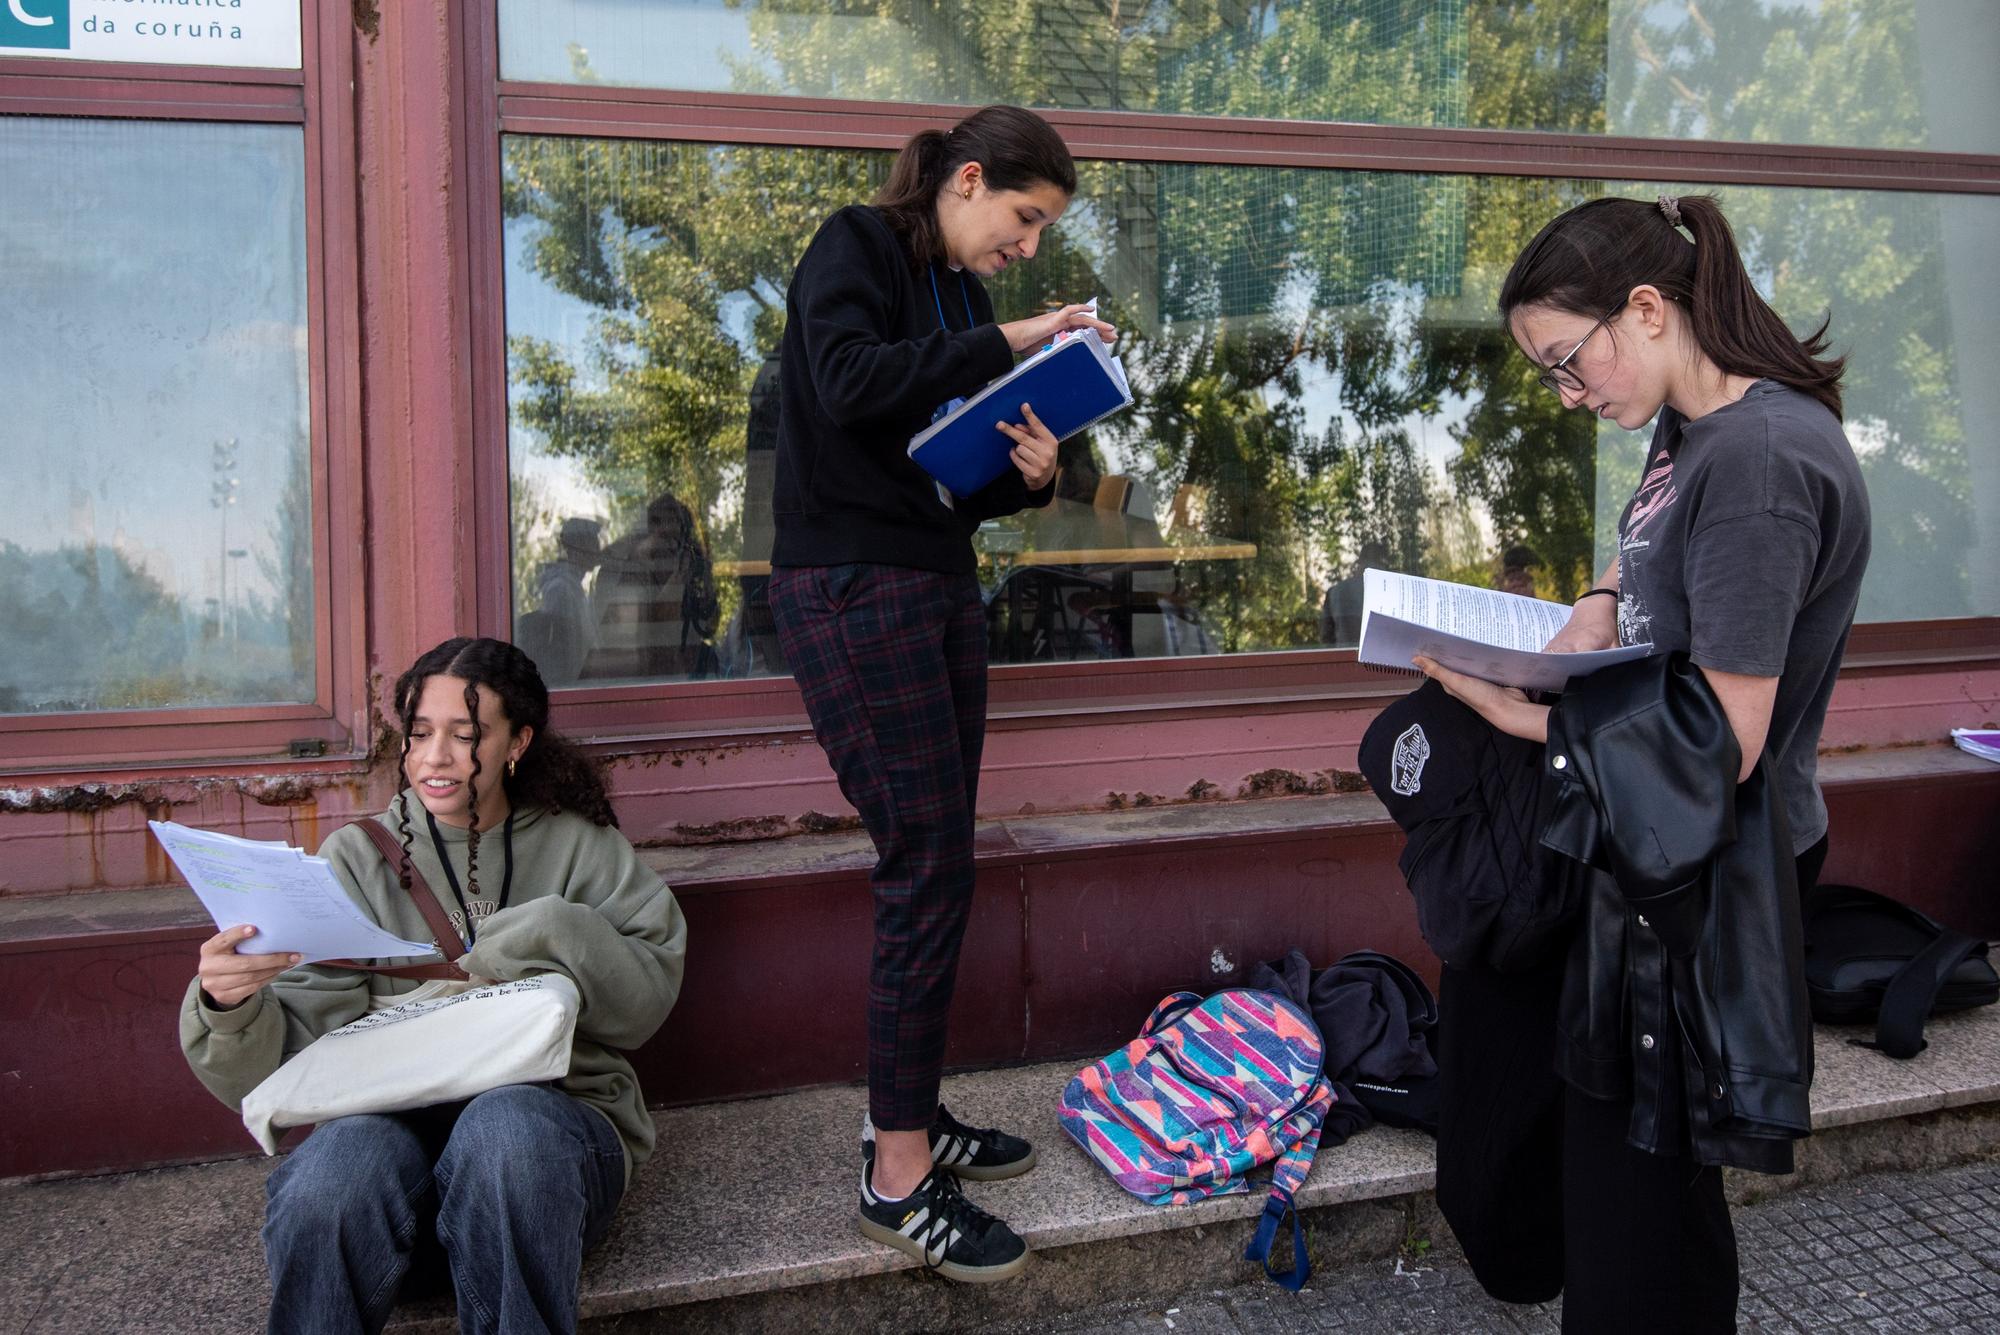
[1140, 991, 1204, 1037]
[1243, 1080, 1333, 1291]
[322, 819, 471, 982]
[1244, 1188, 1309, 1291]
[1864, 926, 1984, 1059]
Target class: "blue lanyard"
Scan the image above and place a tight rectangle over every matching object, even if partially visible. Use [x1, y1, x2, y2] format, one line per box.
[928, 266, 976, 332]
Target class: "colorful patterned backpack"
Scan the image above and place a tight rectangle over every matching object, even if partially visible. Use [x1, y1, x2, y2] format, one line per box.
[1057, 988, 1335, 1289]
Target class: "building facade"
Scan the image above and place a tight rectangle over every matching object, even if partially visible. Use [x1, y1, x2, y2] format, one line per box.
[3, 1, 1998, 1175]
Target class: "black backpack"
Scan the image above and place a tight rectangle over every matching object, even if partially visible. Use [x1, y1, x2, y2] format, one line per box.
[1247, 948, 1442, 1135]
[1803, 884, 1998, 1058]
[1358, 681, 1579, 972]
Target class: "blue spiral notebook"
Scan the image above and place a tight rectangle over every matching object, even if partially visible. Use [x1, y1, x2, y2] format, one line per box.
[907, 330, 1134, 497]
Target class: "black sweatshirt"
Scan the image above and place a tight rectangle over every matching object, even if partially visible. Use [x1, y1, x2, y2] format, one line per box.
[771, 205, 1055, 574]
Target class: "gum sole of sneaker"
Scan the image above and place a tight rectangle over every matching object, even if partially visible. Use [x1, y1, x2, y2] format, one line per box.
[856, 1216, 1032, 1284]
[944, 1146, 1039, 1182]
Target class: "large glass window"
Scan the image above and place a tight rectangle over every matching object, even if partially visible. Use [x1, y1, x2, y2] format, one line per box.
[498, 1, 2000, 154]
[0, 118, 314, 715]
[502, 134, 1997, 686]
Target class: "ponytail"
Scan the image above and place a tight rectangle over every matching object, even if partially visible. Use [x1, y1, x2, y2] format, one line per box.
[1674, 195, 1844, 419]
[1499, 193, 1845, 420]
[873, 105, 1077, 271]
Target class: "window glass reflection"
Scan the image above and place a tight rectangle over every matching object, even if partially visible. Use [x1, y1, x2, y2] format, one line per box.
[0, 118, 314, 715]
[499, 1, 1999, 154]
[502, 135, 1997, 686]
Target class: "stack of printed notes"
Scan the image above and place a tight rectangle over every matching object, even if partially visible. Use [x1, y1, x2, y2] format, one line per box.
[149, 820, 436, 962]
[1357, 568, 1651, 693]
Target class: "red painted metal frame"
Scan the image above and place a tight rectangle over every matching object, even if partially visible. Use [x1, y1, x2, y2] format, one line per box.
[464, 0, 513, 642]
[494, 86, 2000, 195]
[0, 0, 369, 774]
[519, 622, 2000, 756]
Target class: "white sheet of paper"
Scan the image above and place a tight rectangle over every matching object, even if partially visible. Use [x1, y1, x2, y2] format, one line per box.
[149, 820, 437, 963]
[1357, 568, 1651, 692]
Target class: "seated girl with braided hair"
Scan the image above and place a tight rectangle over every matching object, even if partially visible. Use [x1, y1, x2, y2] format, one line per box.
[181, 636, 687, 1334]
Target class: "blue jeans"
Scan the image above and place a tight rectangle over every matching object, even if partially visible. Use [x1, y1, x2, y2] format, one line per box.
[262, 1084, 626, 1335]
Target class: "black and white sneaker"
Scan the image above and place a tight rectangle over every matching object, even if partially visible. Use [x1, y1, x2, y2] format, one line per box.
[857, 1164, 1030, 1283]
[862, 1103, 1038, 1182]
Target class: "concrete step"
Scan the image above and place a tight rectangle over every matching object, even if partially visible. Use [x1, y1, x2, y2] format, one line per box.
[4, 1006, 1997, 1334]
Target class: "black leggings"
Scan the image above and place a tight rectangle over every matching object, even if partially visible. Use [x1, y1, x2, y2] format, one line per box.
[1436, 837, 1828, 1333]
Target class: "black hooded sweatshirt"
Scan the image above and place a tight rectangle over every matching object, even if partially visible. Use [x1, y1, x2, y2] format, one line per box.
[772, 205, 1055, 574]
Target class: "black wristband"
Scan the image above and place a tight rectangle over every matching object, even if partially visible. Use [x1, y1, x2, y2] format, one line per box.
[1576, 587, 1618, 602]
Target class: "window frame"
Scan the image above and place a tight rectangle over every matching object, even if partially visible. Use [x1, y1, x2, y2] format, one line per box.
[0, 1, 367, 775]
[463, 4, 2000, 746]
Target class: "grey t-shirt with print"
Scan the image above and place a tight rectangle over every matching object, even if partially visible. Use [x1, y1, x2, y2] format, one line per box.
[1615, 379, 1871, 852]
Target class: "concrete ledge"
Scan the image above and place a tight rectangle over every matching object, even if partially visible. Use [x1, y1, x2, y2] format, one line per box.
[4, 1006, 1995, 1334]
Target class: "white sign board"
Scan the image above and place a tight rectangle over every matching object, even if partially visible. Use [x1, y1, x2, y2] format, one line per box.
[0, 1, 301, 70]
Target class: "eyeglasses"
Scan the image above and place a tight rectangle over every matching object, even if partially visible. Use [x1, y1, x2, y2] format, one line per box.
[1537, 306, 1622, 395]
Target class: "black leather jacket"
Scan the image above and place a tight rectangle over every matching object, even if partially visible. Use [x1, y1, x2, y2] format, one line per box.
[1542, 653, 1812, 1174]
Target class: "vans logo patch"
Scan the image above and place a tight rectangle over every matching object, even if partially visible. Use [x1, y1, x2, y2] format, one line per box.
[1390, 723, 1430, 796]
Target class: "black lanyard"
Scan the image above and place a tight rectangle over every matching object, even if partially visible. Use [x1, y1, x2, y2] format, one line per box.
[425, 808, 514, 945]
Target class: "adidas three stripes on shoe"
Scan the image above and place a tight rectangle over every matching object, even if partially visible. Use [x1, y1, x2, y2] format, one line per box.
[857, 1163, 1030, 1283]
[862, 1102, 1039, 1182]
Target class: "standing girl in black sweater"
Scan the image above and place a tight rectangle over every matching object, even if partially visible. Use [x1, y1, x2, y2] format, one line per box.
[769, 104, 1114, 1282]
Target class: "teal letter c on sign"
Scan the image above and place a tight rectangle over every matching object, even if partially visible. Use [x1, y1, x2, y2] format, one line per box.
[1, 0, 70, 50]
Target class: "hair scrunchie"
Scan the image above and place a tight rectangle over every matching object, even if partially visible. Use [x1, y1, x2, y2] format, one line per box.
[1657, 194, 1683, 228]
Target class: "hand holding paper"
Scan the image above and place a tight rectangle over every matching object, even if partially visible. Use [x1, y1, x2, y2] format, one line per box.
[198, 924, 300, 1009]
[1001, 298, 1117, 354]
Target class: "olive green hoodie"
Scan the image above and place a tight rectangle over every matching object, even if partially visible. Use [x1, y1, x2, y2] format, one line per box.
[180, 798, 687, 1184]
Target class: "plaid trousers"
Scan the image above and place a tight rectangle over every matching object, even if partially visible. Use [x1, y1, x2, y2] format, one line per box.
[768, 562, 988, 1131]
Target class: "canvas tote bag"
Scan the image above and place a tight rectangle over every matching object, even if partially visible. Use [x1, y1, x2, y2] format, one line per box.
[237, 820, 580, 1152]
[241, 974, 579, 1152]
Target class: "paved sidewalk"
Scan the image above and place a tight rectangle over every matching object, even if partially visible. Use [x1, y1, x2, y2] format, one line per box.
[988, 1158, 2000, 1334]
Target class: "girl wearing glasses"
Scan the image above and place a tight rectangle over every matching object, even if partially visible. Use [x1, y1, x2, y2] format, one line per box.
[1416, 194, 1870, 1331]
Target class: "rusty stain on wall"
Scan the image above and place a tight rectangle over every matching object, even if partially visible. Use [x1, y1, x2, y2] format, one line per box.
[0, 772, 358, 817]
[795, 810, 864, 835]
[1239, 768, 1316, 798]
[1234, 767, 1369, 799]
[612, 743, 757, 773]
[635, 809, 866, 847]
[245, 778, 321, 807]
[0, 784, 139, 815]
